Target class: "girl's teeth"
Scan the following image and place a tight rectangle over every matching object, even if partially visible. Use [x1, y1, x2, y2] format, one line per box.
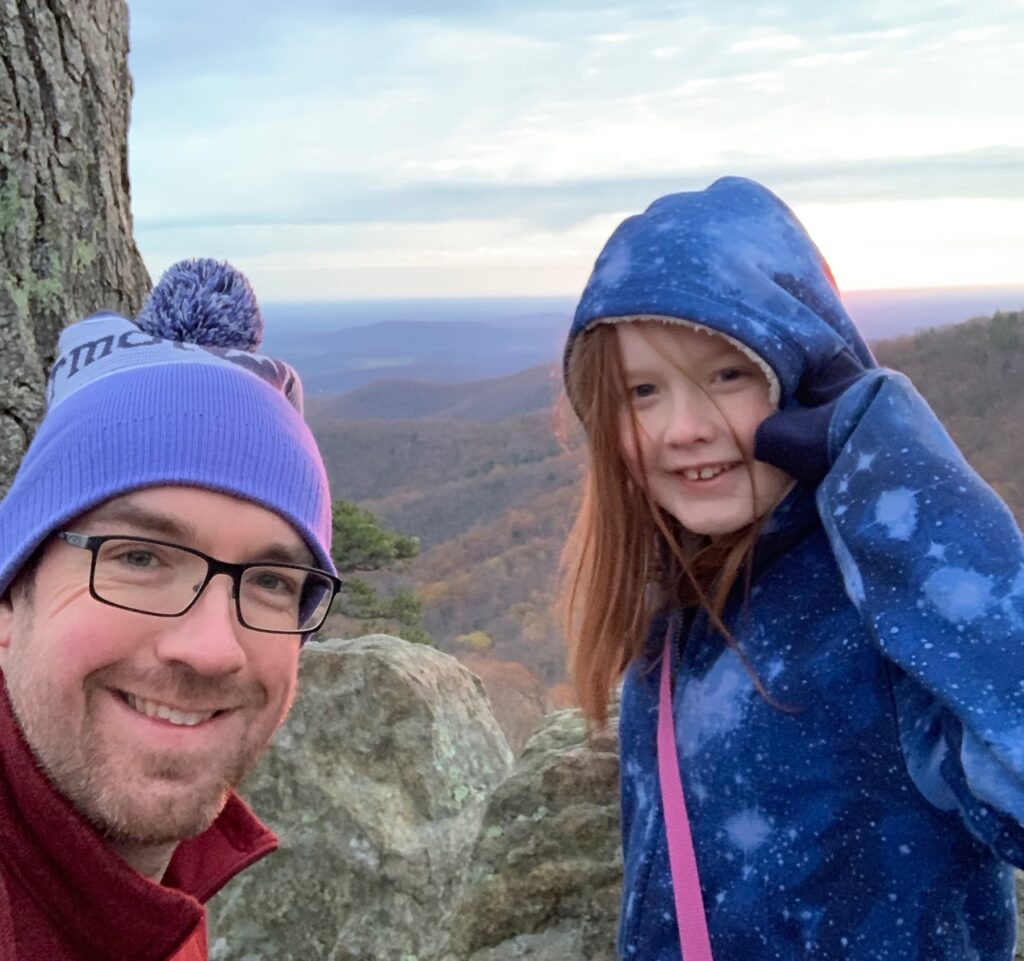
[683, 465, 727, 481]
[125, 693, 214, 727]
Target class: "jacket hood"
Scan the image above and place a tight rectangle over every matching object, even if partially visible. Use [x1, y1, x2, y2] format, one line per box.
[565, 176, 876, 408]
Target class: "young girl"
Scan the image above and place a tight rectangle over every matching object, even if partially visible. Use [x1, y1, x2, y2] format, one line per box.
[561, 177, 1024, 961]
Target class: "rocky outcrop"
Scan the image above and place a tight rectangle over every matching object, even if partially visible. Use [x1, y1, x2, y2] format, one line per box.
[0, 0, 149, 490]
[441, 706, 621, 961]
[208, 636, 515, 961]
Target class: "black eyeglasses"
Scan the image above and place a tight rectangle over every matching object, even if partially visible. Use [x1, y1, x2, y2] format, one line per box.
[58, 532, 341, 635]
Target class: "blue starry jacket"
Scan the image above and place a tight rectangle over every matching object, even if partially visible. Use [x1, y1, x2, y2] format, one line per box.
[568, 178, 1024, 960]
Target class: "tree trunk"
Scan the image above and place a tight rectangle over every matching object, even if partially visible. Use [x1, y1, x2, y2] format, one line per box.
[0, 0, 149, 492]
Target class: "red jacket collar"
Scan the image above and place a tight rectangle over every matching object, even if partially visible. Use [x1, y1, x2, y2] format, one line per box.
[0, 674, 276, 959]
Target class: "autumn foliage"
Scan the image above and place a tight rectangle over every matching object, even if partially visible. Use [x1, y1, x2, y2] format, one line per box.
[312, 309, 1024, 716]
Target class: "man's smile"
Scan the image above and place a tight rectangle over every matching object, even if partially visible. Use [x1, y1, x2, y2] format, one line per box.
[118, 690, 225, 727]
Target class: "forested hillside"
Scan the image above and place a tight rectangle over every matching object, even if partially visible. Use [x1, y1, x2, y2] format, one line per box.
[316, 410, 574, 546]
[312, 309, 1024, 717]
[873, 311, 1024, 523]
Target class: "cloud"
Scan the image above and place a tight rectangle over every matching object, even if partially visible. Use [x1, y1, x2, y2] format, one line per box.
[125, 0, 1024, 295]
[133, 146, 1024, 233]
[728, 32, 802, 53]
[128, 0, 681, 82]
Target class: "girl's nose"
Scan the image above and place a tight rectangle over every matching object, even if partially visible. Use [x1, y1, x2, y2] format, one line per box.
[662, 386, 718, 447]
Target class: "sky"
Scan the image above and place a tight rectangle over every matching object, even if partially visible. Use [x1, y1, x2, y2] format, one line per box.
[127, 0, 1024, 301]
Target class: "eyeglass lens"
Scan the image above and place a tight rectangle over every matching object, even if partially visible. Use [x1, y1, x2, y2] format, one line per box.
[91, 538, 334, 632]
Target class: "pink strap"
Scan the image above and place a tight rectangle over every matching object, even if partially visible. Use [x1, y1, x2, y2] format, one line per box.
[658, 625, 715, 961]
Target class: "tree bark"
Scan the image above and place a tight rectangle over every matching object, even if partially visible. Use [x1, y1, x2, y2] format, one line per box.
[0, 0, 149, 491]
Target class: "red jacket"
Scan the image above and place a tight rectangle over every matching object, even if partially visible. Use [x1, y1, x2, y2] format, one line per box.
[0, 679, 277, 961]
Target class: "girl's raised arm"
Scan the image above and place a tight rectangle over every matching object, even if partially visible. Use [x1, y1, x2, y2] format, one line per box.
[817, 367, 1024, 864]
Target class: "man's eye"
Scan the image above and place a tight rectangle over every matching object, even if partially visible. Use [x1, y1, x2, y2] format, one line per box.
[117, 549, 160, 568]
[249, 571, 300, 595]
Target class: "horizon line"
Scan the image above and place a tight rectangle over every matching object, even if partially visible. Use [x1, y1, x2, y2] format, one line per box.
[261, 283, 1024, 307]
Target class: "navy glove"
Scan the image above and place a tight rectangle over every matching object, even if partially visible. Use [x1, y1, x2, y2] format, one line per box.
[754, 348, 867, 484]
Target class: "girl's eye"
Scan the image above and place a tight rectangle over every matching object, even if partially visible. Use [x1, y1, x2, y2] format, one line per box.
[712, 366, 753, 386]
[629, 383, 657, 400]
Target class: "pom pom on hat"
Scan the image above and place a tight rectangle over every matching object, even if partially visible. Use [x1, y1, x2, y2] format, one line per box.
[137, 258, 264, 351]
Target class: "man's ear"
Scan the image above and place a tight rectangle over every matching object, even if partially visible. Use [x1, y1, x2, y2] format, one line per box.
[0, 593, 13, 658]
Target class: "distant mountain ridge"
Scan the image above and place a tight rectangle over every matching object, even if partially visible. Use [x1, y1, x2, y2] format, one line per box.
[305, 364, 560, 423]
[263, 287, 1024, 397]
[270, 319, 566, 395]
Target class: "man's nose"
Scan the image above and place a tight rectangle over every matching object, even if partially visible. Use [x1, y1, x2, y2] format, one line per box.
[154, 573, 246, 676]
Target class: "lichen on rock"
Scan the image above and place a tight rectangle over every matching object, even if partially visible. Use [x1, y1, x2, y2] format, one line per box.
[441, 705, 622, 961]
[208, 635, 514, 961]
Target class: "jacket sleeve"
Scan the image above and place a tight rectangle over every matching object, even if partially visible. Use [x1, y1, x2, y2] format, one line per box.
[816, 369, 1024, 866]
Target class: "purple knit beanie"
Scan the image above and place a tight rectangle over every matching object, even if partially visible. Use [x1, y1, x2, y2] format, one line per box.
[0, 259, 334, 596]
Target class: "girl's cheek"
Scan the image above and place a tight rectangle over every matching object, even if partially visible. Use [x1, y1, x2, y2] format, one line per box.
[619, 410, 641, 458]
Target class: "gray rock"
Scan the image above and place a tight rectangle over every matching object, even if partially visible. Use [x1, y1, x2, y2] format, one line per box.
[442, 706, 622, 961]
[209, 635, 514, 961]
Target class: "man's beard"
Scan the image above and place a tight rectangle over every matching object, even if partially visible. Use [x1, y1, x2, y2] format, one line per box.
[7, 658, 273, 847]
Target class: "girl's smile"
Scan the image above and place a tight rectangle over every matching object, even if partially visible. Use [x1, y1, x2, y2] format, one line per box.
[672, 461, 742, 483]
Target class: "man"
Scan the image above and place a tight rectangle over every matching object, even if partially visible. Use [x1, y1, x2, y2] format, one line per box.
[0, 261, 340, 960]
